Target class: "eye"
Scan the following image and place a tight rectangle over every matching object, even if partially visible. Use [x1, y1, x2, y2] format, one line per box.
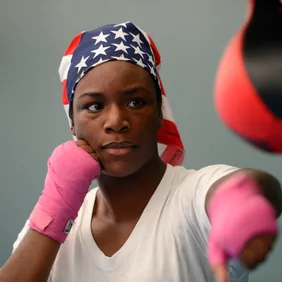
[87, 102, 104, 112]
[127, 99, 145, 109]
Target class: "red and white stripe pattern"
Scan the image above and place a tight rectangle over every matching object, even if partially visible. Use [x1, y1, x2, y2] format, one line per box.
[58, 22, 185, 166]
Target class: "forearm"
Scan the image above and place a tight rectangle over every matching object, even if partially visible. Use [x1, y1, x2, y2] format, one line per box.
[0, 229, 60, 282]
[206, 168, 282, 218]
[205, 168, 280, 280]
[0, 141, 100, 282]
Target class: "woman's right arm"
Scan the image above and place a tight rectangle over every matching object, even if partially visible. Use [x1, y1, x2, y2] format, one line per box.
[0, 228, 60, 282]
[0, 140, 101, 282]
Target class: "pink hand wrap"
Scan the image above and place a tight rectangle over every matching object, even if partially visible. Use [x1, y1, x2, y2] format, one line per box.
[29, 141, 101, 243]
[207, 172, 278, 266]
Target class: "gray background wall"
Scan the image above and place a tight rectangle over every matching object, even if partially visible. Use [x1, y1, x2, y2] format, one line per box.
[0, 0, 281, 281]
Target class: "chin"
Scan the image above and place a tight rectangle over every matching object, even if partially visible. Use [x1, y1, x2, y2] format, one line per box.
[101, 160, 144, 178]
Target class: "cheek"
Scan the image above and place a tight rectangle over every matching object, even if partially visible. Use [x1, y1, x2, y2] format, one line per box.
[141, 111, 159, 132]
[73, 115, 100, 141]
[131, 113, 160, 144]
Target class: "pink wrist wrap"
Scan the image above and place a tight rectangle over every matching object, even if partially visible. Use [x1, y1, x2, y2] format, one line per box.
[207, 172, 278, 266]
[29, 141, 101, 243]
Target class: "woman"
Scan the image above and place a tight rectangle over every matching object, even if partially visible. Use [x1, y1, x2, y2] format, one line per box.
[0, 21, 281, 282]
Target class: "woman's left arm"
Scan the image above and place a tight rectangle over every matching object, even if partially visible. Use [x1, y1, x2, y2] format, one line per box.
[205, 168, 282, 282]
[205, 168, 282, 218]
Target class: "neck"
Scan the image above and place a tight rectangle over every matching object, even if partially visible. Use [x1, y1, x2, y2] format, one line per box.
[95, 156, 167, 221]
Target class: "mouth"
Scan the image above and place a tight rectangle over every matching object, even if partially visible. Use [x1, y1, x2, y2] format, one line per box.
[102, 141, 136, 149]
[101, 141, 137, 156]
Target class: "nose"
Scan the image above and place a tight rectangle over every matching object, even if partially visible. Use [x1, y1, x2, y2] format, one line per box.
[103, 105, 130, 133]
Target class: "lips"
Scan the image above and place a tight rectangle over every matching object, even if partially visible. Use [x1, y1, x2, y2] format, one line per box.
[101, 141, 136, 156]
[101, 141, 136, 149]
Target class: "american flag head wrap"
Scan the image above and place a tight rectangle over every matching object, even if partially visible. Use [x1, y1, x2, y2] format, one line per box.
[58, 21, 185, 166]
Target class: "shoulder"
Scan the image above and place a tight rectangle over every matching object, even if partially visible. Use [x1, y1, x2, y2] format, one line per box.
[170, 163, 240, 189]
[171, 164, 240, 233]
[194, 164, 241, 186]
[166, 164, 240, 217]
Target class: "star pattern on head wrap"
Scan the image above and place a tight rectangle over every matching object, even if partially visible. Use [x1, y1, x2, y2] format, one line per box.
[66, 22, 157, 95]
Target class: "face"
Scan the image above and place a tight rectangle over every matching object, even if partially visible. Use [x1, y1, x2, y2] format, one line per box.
[72, 60, 162, 177]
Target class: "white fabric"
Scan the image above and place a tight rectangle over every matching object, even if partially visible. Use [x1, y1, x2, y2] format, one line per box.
[58, 55, 72, 82]
[161, 95, 175, 122]
[13, 164, 249, 282]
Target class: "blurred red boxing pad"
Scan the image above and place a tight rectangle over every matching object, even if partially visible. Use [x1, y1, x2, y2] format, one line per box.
[214, 0, 282, 153]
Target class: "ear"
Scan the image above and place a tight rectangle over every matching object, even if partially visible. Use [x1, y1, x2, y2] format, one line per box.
[70, 121, 76, 136]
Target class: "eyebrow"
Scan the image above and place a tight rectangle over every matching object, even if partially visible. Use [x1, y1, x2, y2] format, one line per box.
[122, 85, 151, 95]
[78, 85, 151, 99]
[78, 92, 103, 100]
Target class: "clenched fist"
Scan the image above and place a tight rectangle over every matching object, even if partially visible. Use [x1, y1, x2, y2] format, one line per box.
[75, 140, 99, 161]
[29, 140, 101, 243]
